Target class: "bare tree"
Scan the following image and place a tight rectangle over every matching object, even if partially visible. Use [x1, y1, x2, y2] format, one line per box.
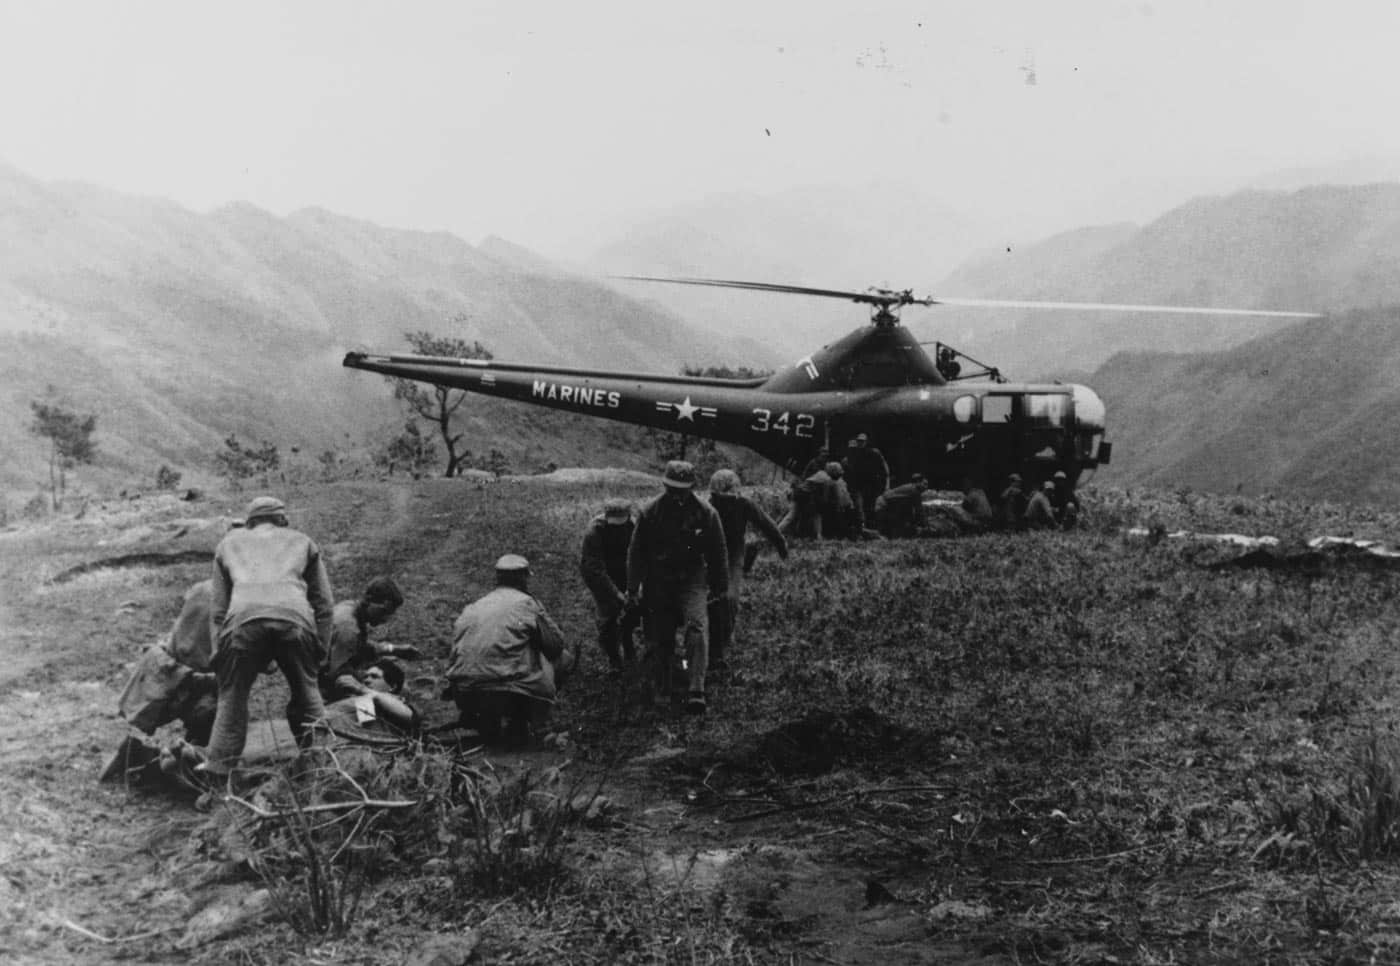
[388, 327, 493, 477]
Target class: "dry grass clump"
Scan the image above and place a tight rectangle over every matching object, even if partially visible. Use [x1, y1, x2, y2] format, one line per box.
[233, 741, 601, 938]
[1256, 734, 1400, 867]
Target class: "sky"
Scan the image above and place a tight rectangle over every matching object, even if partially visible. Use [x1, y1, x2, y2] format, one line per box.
[1, 0, 1397, 259]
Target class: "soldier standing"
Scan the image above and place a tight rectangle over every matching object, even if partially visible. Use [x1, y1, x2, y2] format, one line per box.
[627, 461, 728, 714]
[842, 434, 889, 531]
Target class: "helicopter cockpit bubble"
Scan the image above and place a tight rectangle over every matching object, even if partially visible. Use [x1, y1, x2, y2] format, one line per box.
[1069, 384, 1106, 434]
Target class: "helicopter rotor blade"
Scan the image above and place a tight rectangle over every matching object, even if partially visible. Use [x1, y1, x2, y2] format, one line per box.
[613, 275, 1320, 319]
[925, 296, 1320, 318]
[612, 275, 905, 307]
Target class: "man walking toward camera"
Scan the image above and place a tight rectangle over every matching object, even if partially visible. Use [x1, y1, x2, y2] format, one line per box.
[627, 461, 728, 714]
[580, 498, 640, 675]
[200, 496, 334, 780]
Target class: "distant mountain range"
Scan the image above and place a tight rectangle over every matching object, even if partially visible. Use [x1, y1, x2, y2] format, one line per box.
[0, 163, 778, 497]
[3, 160, 1399, 505]
[933, 184, 1400, 380]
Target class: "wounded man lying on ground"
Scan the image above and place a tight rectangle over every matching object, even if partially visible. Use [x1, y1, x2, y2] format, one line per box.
[322, 658, 419, 740]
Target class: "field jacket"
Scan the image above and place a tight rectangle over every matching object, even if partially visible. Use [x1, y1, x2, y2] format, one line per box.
[627, 491, 728, 599]
[210, 523, 335, 655]
[580, 515, 633, 606]
[709, 492, 787, 572]
[448, 586, 566, 702]
[118, 580, 216, 731]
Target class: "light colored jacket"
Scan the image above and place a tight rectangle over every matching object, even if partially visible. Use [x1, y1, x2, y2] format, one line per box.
[210, 523, 335, 651]
[118, 580, 216, 731]
[448, 586, 565, 702]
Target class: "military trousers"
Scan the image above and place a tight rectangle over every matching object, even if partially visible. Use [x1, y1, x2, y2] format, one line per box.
[643, 578, 710, 697]
[204, 618, 326, 774]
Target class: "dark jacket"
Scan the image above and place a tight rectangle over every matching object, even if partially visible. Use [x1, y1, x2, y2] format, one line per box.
[709, 492, 787, 571]
[999, 482, 1028, 528]
[842, 446, 890, 493]
[627, 490, 728, 597]
[874, 483, 927, 536]
[580, 515, 634, 605]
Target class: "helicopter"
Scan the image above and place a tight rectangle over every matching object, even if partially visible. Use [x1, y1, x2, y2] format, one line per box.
[342, 276, 1317, 495]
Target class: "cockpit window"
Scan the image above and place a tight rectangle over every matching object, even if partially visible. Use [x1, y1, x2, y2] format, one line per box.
[982, 395, 1014, 423]
[1024, 394, 1069, 426]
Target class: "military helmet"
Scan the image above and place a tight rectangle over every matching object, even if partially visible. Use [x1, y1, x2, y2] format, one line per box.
[662, 461, 696, 489]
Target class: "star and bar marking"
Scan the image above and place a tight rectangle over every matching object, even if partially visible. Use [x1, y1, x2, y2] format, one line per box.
[655, 396, 718, 422]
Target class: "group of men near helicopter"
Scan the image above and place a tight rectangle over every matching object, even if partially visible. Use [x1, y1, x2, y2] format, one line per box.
[782, 434, 1082, 539]
[107, 439, 1082, 797]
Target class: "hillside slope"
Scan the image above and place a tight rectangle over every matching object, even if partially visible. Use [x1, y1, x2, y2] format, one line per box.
[1092, 305, 1400, 503]
[0, 164, 777, 498]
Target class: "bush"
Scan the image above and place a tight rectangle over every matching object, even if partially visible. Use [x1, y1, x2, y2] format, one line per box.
[155, 464, 183, 490]
[214, 435, 280, 488]
[1256, 734, 1400, 866]
[236, 741, 597, 936]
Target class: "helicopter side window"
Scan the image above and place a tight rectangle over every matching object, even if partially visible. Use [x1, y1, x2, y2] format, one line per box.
[982, 395, 1014, 424]
[1024, 394, 1068, 427]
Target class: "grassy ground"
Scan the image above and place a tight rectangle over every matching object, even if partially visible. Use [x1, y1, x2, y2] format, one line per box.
[3, 476, 1400, 963]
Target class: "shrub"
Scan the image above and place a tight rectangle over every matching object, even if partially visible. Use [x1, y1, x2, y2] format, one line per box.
[236, 741, 597, 936]
[1255, 734, 1400, 866]
[154, 464, 183, 490]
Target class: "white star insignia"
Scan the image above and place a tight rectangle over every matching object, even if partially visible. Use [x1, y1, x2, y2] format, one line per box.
[673, 396, 698, 421]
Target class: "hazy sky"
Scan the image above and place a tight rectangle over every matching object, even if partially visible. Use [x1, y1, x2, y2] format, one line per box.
[2, 0, 1396, 258]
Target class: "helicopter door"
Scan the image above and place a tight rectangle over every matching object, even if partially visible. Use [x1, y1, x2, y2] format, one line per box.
[975, 393, 1022, 484]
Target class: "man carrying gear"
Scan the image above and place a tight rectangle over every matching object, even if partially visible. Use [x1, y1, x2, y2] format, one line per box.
[446, 554, 575, 745]
[580, 498, 641, 675]
[627, 461, 728, 714]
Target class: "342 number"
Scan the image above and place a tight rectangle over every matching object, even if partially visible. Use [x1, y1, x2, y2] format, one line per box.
[750, 409, 815, 438]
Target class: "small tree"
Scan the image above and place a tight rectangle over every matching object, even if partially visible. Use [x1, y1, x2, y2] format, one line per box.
[387, 325, 492, 478]
[377, 421, 438, 479]
[215, 435, 281, 488]
[29, 395, 98, 510]
[155, 464, 183, 491]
